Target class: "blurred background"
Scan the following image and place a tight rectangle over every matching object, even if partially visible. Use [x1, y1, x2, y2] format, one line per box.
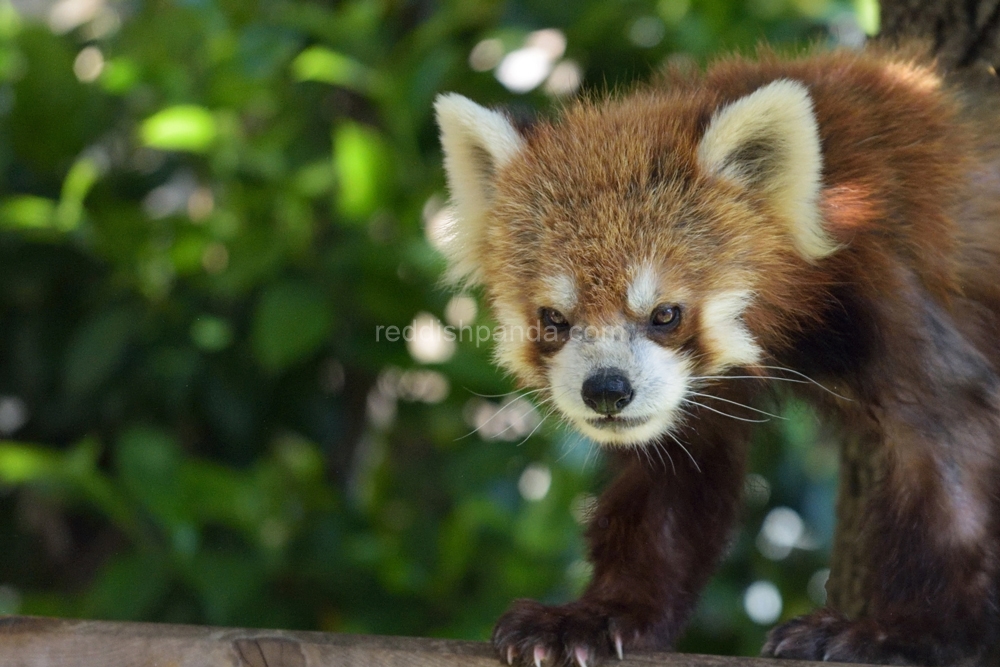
[0, 0, 874, 656]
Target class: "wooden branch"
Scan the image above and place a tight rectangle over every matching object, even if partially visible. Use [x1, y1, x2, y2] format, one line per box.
[0, 616, 865, 667]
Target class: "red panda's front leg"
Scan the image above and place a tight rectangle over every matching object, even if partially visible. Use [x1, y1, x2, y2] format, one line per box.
[763, 433, 999, 665]
[764, 295, 1000, 665]
[493, 420, 749, 667]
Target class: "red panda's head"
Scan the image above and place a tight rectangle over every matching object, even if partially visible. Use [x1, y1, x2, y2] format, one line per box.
[435, 80, 836, 446]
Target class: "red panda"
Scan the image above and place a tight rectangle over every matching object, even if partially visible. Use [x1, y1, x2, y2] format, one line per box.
[435, 43, 1000, 666]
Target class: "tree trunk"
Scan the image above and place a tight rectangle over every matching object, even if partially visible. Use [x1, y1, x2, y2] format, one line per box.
[825, 423, 883, 618]
[879, 0, 1000, 68]
[825, 0, 1000, 621]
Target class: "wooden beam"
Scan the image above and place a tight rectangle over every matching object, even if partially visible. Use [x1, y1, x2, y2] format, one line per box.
[0, 616, 859, 667]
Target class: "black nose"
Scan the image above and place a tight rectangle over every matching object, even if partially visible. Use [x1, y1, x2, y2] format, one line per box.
[581, 369, 634, 416]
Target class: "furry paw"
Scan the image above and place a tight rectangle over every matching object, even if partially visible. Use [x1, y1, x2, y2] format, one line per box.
[492, 599, 634, 666]
[762, 608, 959, 665]
[762, 609, 867, 662]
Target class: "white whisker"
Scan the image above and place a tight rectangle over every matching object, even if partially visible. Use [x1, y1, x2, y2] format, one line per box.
[683, 399, 770, 423]
[581, 440, 600, 469]
[649, 441, 666, 472]
[667, 432, 701, 473]
[687, 392, 786, 420]
[455, 387, 558, 441]
[639, 444, 655, 468]
[463, 386, 543, 399]
[752, 365, 853, 401]
[511, 387, 575, 447]
[691, 375, 806, 384]
[688, 369, 851, 402]
[651, 442, 675, 475]
[514, 409, 550, 447]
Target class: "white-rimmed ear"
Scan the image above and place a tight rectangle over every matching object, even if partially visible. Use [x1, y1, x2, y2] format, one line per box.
[697, 79, 835, 262]
[434, 93, 525, 284]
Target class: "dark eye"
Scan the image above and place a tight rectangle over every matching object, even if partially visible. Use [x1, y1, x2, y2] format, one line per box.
[650, 304, 681, 330]
[541, 307, 569, 329]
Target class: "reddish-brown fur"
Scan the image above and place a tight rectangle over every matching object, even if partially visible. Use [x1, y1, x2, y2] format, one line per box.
[471, 44, 1000, 665]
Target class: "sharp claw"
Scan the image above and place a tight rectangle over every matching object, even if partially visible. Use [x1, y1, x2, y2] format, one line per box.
[506, 646, 514, 665]
[574, 647, 589, 667]
[533, 645, 546, 667]
[614, 633, 624, 660]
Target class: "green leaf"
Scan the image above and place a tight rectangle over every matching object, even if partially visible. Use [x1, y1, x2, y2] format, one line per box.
[61, 155, 101, 203]
[83, 552, 170, 620]
[0, 439, 138, 535]
[0, 441, 59, 484]
[185, 551, 266, 625]
[99, 57, 140, 94]
[116, 427, 186, 532]
[294, 160, 335, 198]
[291, 46, 371, 92]
[56, 155, 102, 230]
[64, 308, 136, 395]
[140, 105, 217, 153]
[178, 460, 251, 527]
[190, 315, 233, 352]
[853, 0, 880, 34]
[251, 281, 333, 372]
[0, 195, 55, 229]
[170, 231, 209, 275]
[333, 122, 389, 220]
[0, 2, 21, 40]
[0, 45, 25, 81]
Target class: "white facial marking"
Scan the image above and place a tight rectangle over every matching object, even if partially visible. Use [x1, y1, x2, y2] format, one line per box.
[701, 290, 762, 373]
[542, 273, 577, 314]
[548, 326, 691, 446]
[627, 264, 660, 316]
[491, 299, 539, 383]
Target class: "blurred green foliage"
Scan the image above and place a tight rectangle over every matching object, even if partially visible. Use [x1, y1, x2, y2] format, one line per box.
[0, 0, 866, 655]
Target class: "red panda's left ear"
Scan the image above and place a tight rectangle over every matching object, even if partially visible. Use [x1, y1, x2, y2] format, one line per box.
[697, 79, 837, 262]
[434, 94, 525, 285]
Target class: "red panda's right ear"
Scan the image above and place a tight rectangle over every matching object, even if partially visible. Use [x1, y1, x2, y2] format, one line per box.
[434, 94, 524, 285]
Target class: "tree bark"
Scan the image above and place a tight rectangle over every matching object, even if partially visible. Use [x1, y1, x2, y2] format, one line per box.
[879, 0, 1000, 68]
[825, 0, 1000, 622]
[825, 423, 883, 618]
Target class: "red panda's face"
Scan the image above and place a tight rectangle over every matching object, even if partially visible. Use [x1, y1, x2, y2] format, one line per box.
[436, 80, 833, 446]
[523, 291, 699, 446]
[482, 173, 773, 446]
